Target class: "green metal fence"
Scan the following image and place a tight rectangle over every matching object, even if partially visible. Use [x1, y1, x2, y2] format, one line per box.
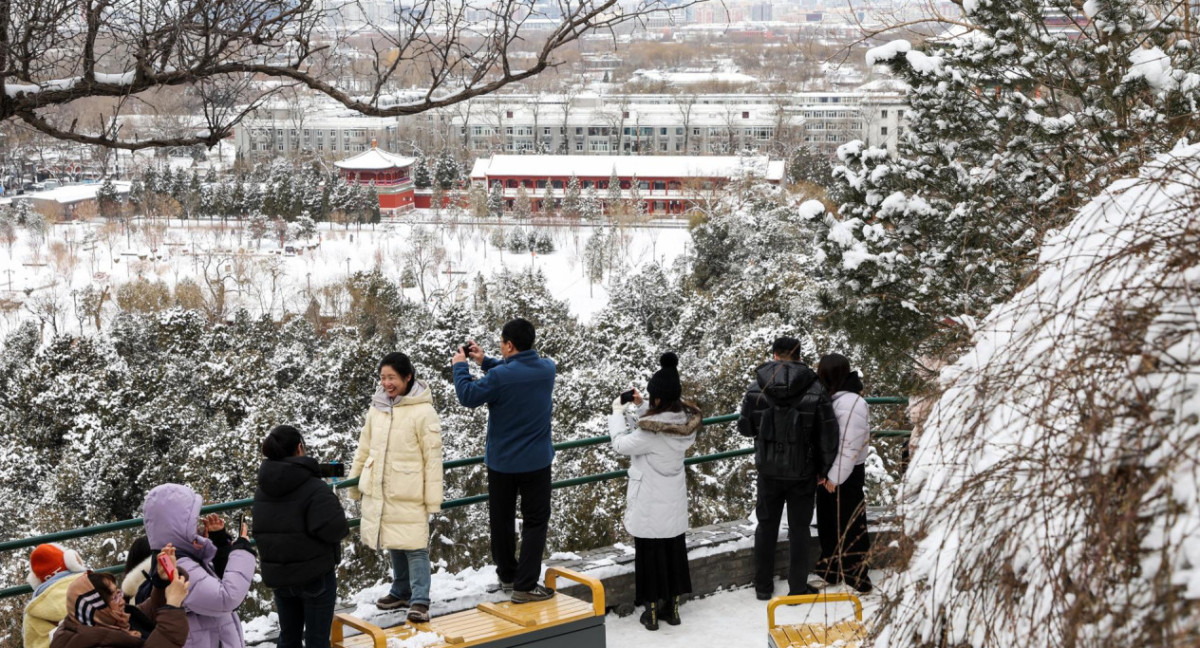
[0, 398, 909, 600]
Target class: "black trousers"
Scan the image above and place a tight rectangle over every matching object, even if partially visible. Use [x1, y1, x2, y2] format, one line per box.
[487, 465, 552, 592]
[633, 534, 692, 605]
[753, 475, 815, 595]
[815, 463, 871, 584]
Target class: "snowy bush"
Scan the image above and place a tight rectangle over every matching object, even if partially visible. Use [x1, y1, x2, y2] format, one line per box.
[876, 143, 1200, 647]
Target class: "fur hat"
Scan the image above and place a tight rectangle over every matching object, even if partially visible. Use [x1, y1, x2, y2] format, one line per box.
[27, 543, 86, 587]
[646, 352, 682, 406]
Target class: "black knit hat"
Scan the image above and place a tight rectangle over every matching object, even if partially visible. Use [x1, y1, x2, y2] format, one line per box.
[646, 352, 682, 406]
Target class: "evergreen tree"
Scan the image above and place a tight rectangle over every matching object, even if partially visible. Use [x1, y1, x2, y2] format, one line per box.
[513, 186, 531, 220]
[487, 181, 505, 218]
[606, 168, 621, 211]
[468, 183, 488, 219]
[817, 0, 1200, 368]
[413, 156, 431, 189]
[434, 150, 459, 190]
[562, 174, 581, 219]
[97, 177, 121, 219]
[581, 186, 601, 221]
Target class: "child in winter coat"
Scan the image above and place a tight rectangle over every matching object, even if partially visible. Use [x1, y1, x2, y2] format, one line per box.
[815, 353, 873, 593]
[50, 547, 191, 648]
[143, 483, 258, 648]
[348, 352, 443, 625]
[609, 353, 701, 631]
[23, 543, 89, 648]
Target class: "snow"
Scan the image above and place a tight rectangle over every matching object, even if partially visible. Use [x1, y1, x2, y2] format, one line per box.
[884, 142, 1200, 645]
[334, 148, 418, 171]
[22, 182, 131, 205]
[605, 576, 882, 646]
[471, 156, 784, 182]
[865, 40, 911, 66]
[0, 216, 691, 335]
[1122, 46, 1200, 96]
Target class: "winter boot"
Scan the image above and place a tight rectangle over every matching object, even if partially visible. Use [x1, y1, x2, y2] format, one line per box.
[659, 596, 681, 626]
[639, 601, 659, 631]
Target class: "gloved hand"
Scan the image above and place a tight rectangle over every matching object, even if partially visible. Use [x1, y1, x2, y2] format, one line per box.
[611, 395, 625, 415]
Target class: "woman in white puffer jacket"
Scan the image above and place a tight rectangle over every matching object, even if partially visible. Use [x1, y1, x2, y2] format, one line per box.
[609, 353, 700, 632]
[815, 353, 873, 593]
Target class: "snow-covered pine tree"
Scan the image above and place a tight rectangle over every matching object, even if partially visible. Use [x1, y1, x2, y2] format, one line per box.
[435, 150, 459, 190]
[816, 0, 1200, 368]
[513, 185, 531, 220]
[607, 168, 621, 209]
[581, 186, 601, 221]
[97, 177, 120, 219]
[469, 182, 489, 219]
[413, 155, 432, 189]
[487, 181, 505, 218]
[562, 174, 581, 219]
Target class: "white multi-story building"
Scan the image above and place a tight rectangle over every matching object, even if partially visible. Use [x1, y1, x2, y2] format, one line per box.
[233, 86, 907, 162]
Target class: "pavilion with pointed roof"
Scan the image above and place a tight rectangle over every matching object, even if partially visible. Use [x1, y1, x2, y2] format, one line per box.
[334, 141, 417, 212]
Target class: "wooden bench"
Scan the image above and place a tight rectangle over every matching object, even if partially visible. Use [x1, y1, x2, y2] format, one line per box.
[332, 567, 606, 648]
[767, 593, 867, 648]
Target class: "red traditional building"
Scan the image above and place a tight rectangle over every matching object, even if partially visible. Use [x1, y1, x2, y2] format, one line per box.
[334, 143, 416, 212]
[467, 154, 785, 216]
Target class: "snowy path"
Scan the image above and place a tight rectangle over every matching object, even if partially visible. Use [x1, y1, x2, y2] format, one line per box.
[604, 573, 883, 647]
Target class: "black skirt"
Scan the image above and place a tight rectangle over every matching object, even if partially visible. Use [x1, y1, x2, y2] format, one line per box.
[634, 534, 692, 604]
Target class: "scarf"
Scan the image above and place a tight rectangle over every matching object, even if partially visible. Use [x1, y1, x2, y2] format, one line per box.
[371, 381, 424, 412]
[65, 572, 139, 638]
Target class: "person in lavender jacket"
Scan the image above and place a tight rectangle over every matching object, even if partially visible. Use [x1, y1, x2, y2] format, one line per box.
[143, 483, 258, 648]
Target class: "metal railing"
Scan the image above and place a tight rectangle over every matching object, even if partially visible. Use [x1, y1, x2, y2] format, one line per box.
[0, 398, 909, 600]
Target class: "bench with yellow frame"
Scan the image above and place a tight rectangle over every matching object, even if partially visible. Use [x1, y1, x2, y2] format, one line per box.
[331, 567, 606, 648]
[767, 593, 868, 648]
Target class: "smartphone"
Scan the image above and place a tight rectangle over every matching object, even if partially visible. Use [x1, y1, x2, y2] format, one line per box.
[157, 553, 175, 583]
[318, 462, 346, 478]
[619, 389, 636, 404]
[236, 512, 246, 533]
[462, 341, 473, 354]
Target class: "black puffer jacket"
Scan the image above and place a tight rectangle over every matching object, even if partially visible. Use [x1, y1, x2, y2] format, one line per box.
[252, 456, 349, 588]
[737, 361, 839, 482]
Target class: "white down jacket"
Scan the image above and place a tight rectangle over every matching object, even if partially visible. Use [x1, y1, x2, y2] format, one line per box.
[827, 391, 870, 485]
[348, 381, 444, 550]
[609, 403, 701, 539]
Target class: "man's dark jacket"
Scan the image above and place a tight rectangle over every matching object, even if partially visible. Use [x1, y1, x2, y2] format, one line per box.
[252, 456, 349, 587]
[737, 360, 839, 482]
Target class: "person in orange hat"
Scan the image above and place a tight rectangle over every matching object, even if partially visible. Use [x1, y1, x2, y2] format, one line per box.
[23, 543, 88, 648]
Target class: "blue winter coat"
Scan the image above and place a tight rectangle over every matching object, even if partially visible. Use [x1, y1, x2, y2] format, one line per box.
[453, 349, 556, 473]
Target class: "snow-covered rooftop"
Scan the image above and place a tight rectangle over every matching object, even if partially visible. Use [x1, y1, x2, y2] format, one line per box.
[334, 147, 416, 171]
[470, 155, 785, 182]
[24, 181, 131, 205]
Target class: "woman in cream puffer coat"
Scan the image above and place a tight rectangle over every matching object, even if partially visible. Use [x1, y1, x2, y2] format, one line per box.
[348, 352, 443, 624]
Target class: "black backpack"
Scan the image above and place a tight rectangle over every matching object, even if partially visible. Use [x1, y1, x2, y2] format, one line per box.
[755, 393, 819, 480]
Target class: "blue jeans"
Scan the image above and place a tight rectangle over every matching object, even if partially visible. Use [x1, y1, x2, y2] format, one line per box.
[274, 570, 337, 648]
[389, 548, 431, 606]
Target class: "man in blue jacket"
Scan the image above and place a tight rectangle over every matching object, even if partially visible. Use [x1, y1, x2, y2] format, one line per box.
[452, 317, 556, 604]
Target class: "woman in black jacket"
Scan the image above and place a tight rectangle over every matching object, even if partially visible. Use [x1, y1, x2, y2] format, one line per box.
[252, 425, 350, 648]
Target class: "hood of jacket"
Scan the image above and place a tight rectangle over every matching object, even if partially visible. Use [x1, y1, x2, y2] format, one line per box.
[257, 456, 321, 499]
[371, 380, 431, 412]
[143, 483, 211, 561]
[754, 360, 818, 403]
[638, 404, 702, 437]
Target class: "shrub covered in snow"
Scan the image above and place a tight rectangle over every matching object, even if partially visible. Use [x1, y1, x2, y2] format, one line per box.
[877, 143, 1200, 646]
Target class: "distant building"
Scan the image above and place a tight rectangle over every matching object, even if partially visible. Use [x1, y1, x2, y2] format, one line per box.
[22, 182, 131, 221]
[334, 144, 416, 212]
[467, 154, 784, 216]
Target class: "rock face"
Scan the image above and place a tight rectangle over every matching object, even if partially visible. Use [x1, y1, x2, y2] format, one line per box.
[881, 144, 1200, 647]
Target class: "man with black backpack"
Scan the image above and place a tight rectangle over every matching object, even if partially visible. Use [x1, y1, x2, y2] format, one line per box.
[737, 337, 840, 601]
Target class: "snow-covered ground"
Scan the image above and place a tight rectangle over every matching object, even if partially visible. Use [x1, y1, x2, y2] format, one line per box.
[0, 211, 691, 335]
[244, 564, 884, 647]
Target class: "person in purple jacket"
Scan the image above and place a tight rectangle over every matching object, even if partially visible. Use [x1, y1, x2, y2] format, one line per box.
[452, 317, 556, 604]
[143, 483, 258, 648]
